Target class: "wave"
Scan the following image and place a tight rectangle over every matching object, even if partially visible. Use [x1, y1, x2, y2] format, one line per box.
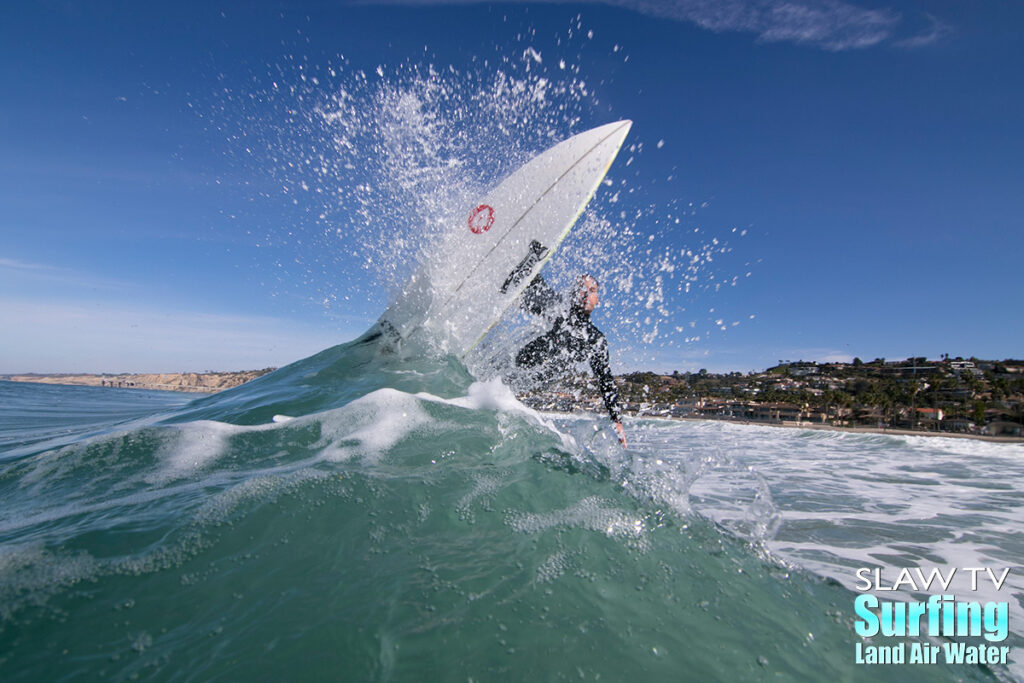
[0, 336, 1001, 681]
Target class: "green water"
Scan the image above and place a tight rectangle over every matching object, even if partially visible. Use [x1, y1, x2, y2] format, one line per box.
[0, 338, 1002, 681]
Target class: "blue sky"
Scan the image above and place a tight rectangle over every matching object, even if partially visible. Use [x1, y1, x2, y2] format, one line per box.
[1, 0, 1021, 374]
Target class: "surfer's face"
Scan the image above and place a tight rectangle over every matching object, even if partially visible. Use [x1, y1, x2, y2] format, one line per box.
[578, 276, 599, 313]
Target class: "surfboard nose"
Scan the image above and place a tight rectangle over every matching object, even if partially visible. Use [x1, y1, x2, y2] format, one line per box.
[591, 120, 632, 155]
[597, 119, 632, 138]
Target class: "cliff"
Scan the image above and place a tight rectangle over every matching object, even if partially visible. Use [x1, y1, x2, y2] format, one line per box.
[1, 369, 275, 394]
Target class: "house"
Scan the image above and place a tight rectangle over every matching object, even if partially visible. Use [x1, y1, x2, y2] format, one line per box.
[940, 417, 973, 433]
[982, 421, 1023, 437]
[789, 363, 819, 377]
[752, 403, 802, 422]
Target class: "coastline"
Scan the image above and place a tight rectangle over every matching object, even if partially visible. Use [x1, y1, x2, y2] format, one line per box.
[0, 370, 273, 394]
[6, 373, 1021, 444]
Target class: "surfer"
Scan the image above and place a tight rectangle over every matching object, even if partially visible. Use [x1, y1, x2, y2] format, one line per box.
[515, 274, 627, 447]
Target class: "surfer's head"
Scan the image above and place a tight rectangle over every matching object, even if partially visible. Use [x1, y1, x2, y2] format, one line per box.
[573, 274, 599, 315]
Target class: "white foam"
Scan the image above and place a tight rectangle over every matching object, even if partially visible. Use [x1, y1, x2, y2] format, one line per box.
[315, 388, 432, 463]
[506, 496, 647, 548]
[0, 543, 101, 620]
[154, 421, 237, 480]
[192, 468, 330, 526]
[605, 416, 1024, 676]
[446, 377, 526, 413]
[418, 379, 578, 452]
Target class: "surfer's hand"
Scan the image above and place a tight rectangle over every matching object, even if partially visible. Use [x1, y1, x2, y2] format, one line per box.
[613, 421, 626, 448]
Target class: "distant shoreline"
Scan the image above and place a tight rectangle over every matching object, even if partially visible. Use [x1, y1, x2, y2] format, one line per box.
[6, 373, 1021, 444]
[0, 370, 274, 394]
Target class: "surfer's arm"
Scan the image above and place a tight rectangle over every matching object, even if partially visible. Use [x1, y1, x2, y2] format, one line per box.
[588, 331, 624, 444]
[519, 274, 562, 317]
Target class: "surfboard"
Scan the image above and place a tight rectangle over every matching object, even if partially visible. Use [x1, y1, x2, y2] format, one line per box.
[377, 120, 632, 358]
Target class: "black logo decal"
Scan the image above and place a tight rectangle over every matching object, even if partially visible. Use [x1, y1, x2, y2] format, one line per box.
[501, 240, 549, 294]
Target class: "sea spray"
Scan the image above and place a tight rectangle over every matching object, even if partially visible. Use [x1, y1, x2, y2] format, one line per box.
[207, 27, 753, 369]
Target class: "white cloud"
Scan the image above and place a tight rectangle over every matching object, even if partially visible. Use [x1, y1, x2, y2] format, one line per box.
[0, 257, 131, 291]
[372, 0, 943, 51]
[617, 0, 898, 50]
[892, 13, 951, 49]
[0, 298, 351, 374]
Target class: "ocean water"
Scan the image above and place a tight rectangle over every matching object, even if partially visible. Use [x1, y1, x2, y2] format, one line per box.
[2, 337, 1021, 681]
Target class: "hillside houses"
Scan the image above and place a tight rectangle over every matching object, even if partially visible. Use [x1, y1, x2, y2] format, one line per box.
[520, 357, 1024, 437]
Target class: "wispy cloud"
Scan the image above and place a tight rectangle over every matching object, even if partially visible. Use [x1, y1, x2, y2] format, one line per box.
[0, 257, 131, 291]
[372, 0, 945, 51]
[0, 258, 64, 273]
[892, 13, 951, 49]
[617, 0, 899, 50]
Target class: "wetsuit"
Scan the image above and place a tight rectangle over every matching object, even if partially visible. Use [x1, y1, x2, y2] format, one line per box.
[515, 275, 622, 423]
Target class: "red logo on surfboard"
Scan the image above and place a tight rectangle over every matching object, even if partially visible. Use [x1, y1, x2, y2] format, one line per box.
[468, 204, 495, 234]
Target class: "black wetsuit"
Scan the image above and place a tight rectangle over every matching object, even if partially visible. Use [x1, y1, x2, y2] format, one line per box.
[515, 276, 622, 423]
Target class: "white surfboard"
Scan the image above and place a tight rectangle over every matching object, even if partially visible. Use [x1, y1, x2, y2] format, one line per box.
[378, 120, 632, 358]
